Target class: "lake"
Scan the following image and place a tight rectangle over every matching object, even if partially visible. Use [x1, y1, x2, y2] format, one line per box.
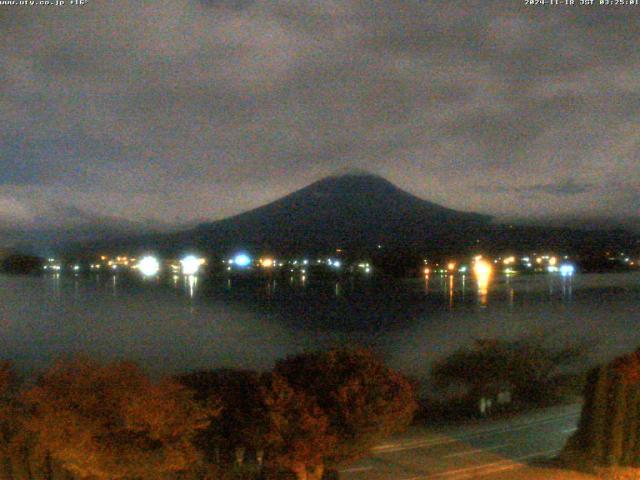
[1, 270, 639, 382]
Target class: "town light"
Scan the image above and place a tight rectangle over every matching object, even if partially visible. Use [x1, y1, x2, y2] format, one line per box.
[503, 256, 515, 265]
[233, 253, 252, 268]
[560, 264, 575, 277]
[138, 256, 160, 277]
[181, 255, 204, 275]
[473, 258, 492, 278]
[260, 258, 275, 268]
[473, 258, 493, 302]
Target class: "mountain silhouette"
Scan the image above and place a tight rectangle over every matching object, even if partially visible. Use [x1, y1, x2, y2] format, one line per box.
[163, 173, 491, 254]
[63, 173, 639, 262]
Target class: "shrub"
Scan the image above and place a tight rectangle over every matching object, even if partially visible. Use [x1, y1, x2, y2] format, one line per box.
[432, 336, 584, 406]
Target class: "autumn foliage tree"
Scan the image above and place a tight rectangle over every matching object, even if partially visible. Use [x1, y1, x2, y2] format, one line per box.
[0, 349, 415, 480]
[564, 348, 640, 468]
[0, 361, 18, 447]
[179, 349, 416, 480]
[259, 373, 336, 480]
[0, 361, 20, 477]
[272, 348, 417, 474]
[21, 356, 218, 480]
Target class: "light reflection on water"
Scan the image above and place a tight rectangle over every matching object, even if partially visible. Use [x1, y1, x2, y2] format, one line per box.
[1, 272, 639, 381]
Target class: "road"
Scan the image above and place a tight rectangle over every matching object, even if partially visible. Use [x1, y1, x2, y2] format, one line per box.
[340, 403, 582, 480]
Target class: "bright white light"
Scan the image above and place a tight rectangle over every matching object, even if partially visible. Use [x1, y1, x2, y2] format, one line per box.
[181, 255, 203, 275]
[332, 260, 341, 268]
[547, 265, 559, 273]
[560, 264, 575, 277]
[138, 256, 160, 277]
[73, 265, 80, 272]
[233, 253, 251, 268]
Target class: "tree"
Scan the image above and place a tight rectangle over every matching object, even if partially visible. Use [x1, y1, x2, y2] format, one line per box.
[0, 254, 43, 275]
[22, 356, 217, 479]
[259, 373, 335, 480]
[178, 369, 265, 463]
[564, 349, 640, 468]
[431, 336, 584, 405]
[0, 361, 20, 478]
[273, 348, 417, 469]
[0, 361, 18, 449]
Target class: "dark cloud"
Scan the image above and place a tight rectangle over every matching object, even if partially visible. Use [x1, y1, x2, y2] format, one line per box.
[1, 1, 639, 233]
[532, 179, 594, 196]
[480, 179, 594, 197]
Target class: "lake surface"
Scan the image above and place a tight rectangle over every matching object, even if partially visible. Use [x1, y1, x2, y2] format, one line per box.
[1, 271, 639, 381]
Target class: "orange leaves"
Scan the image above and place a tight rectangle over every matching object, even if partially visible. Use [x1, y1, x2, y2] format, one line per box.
[611, 350, 640, 384]
[274, 348, 417, 465]
[179, 350, 416, 478]
[260, 373, 336, 472]
[0, 361, 16, 397]
[2, 349, 415, 479]
[21, 356, 217, 479]
[122, 380, 217, 442]
[0, 360, 18, 451]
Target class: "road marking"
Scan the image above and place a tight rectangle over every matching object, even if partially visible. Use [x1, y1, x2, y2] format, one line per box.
[373, 412, 579, 454]
[562, 427, 577, 433]
[339, 466, 373, 473]
[442, 443, 511, 458]
[401, 447, 560, 480]
[446, 448, 561, 480]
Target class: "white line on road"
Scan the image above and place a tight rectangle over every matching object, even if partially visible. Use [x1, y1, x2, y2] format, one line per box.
[373, 412, 579, 454]
[402, 448, 560, 480]
[338, 466, 373, 473]
[442, 443, 511, 459]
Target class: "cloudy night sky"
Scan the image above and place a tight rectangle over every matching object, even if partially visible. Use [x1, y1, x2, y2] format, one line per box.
[1, 0, 639, 238]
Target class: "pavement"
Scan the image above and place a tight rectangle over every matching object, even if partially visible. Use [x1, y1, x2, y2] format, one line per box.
[339, 403, 598, 480]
